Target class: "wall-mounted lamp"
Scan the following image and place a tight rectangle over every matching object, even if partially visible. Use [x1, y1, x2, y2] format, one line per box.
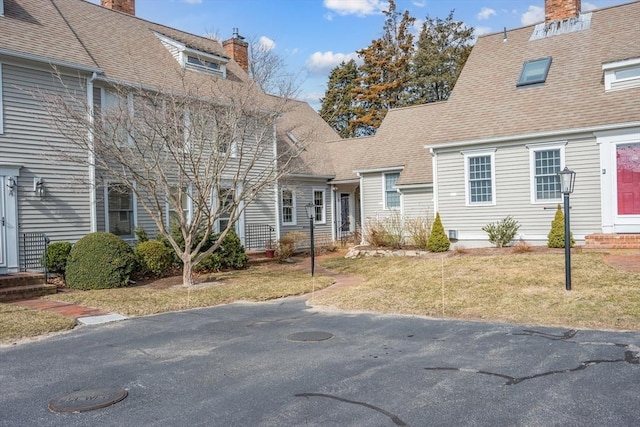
[34, 177, 45, 198]
[6, 176, 17, 196]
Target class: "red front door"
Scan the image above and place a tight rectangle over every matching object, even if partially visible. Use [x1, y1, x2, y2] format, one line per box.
[617, 143, 640, 215]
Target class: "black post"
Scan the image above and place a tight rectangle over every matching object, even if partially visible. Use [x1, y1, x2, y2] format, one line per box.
[309, 215, 315, 277]
[564, 193, 571, 291]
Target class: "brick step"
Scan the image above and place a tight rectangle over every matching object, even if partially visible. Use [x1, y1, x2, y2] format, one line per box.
[584, 234, 640, 249]
[0, 284, 57, 303]
[0, 274, 46, 289]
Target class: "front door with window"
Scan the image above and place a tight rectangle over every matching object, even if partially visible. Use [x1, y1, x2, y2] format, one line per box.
[617, 143, 640, 215]
[340, 193, 350, 233]
[0, 176, 6, 269]
[0, 170, 20, 274]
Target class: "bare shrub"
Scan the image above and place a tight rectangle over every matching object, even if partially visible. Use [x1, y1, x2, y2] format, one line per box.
[406, 216, 431, 249]
[512, 240, 533, 253]
[276, 231, 307, 261]
[365, 212, 404, 248]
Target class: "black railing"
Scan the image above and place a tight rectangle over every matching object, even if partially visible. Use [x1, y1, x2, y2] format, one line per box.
[244, 224, 274, 250]
[21, 232, 49, 280]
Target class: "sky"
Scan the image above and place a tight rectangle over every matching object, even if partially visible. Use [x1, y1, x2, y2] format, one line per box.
[88, 0, 632, 109]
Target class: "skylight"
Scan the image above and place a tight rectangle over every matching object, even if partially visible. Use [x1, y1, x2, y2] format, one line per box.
[517, 57, 552, 87]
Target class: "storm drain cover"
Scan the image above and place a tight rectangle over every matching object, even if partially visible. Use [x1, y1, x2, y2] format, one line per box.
[287, 331, 334, 342]
[48, 388, 128, 413]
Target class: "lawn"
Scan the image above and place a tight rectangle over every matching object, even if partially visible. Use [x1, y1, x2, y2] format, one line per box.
[0, 304, 76, 343]
[312, 250, 640, 330]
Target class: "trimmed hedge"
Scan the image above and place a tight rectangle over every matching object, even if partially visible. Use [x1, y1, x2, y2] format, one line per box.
[43, 241, 72, 277]
[135, 240, 173, 277]
[66, 232, 136, 290]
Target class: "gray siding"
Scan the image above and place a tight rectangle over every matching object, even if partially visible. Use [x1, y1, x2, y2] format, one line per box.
[279, 179, 332, 245]
[1, 62, 92, 244]
[401, 188, 433, 219]
[361, 172, 386, 220]
[434, 134, 602, 246]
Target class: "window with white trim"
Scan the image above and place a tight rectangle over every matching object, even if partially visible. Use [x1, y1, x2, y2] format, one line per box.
[384, 172, 400, 209]
[166, 186, 192, 228]
[217, 187, 235, 232]
[464, 151, 496, 205]
[107, 183, 136, 238]
[313, 189, 326, 224]
[281, 189, 296, 225]
[102, 90, 134, 146]
[0, 63, 3, 134]
[603, 58, 640, 92]
[529, 144, 565, 203]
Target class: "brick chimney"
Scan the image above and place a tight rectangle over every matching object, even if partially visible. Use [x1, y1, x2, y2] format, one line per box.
[101, 0, 135, 15]
[223, 28, 249, 74]
[545, 0, 581, 22]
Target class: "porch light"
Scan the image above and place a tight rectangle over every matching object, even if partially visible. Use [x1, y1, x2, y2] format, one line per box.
[557, 167, 576, 291]
[6, 176, 17, 196]
[34, 177, 45, 198]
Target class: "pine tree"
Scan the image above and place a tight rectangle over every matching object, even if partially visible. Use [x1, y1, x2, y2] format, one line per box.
[351, 0, 415, 136]
[319, 60, 359, 138]
[409, 11, 473, 104]
[427, 212, 450, 252]
[547, 204, 575, 248]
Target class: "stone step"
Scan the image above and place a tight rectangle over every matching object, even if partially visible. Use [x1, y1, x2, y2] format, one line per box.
[0, 273, 47, 289]
[584, 234, 640, 250]
[0, 284, 57, 303]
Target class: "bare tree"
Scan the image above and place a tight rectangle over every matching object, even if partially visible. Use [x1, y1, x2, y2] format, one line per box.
[42, 70, 303, 286]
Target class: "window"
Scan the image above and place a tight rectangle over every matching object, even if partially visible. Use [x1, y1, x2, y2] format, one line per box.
[187, 55, 220, 71]
[528, 143, 565, 203]
[313, 189, 326, 224]
[166, 186, 192, 227]
[107, 183, 135, 237]
[517, 57, 552, 87]
[184, 54, 225, 77]
[281, 189, 296, 225]
[217, 187, 235, 232]
[603, 58, 640, 92]
[102, 90, 134, 146]
[384, 173, 400, 209]
[464, 150, 496, 205]
[0, 63, 3, 134]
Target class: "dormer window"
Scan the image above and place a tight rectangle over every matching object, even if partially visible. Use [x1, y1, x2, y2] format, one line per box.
[517, 57, 552, 87]
[603, 58, 640, 92]
[154, 32, 228, 78]
[187, 56, 221, 71]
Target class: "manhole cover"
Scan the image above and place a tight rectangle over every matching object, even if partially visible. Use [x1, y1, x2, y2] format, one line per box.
[49, 388, 128, 413]
[287, 331, 334, 342]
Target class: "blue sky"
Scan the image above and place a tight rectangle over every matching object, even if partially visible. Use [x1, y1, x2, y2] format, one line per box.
[89, 0, 631, 109]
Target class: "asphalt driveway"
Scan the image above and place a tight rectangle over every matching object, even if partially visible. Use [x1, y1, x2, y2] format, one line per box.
[1, 299, 639, 426]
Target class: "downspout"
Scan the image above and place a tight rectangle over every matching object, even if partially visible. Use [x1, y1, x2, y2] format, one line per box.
[430, 148, 438, 216]
[357, 172, 365, 245]
[330, 184, 336, 242]
[273, 122, 280, 244]
[87, 72, 98, 232]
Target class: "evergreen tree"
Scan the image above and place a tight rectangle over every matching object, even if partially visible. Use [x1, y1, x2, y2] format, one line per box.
[548, 204, 575, 248]
[351, 0, 415, 136]
[427, 212, 450, 252]
[319, 60, 359, 138]
[409, 11, 473, 104]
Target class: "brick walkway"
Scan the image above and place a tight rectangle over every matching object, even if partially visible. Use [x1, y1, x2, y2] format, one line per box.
[603, 254, 640, 273]
[11, 299, 110, 319]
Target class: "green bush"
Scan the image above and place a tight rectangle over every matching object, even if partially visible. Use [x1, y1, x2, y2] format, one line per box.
[193, 230, 248, 272]
[547, 204, 575, 248]
[135, 226, 149, 243]
[134, 240, 173, 277]
[42, 241, 72, 277]
[427, 212, 450, 252]
[66, 232, 136, 290]
[482, 216, 520, 248]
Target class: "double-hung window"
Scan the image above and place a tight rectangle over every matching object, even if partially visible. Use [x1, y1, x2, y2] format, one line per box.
[313, 189, 326, 224]
[102, 90, 134, 146]
[528, 143, 565, 203]
[464, 150, 496, 206]
[217, 187, 235, 232]
[107, 183, 136, 238]
[0, 63, 3, 134]
[384, 173, 400, 209]
[281, 189, 296, 225]
[166, 186, 192, 228]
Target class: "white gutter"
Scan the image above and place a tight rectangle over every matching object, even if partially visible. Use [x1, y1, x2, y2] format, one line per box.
[426, 121, 640, 151]
[273, 122, 280, 243]
[87, 72, 98, 232]
[357, 172, 366, 245]
[353, 165, 404, 174]
[396, 183, 433, 190]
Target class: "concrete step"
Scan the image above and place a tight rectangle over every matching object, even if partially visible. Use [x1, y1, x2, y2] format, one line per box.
[0, 273, 47, 289]
[0, 284, 57, 302]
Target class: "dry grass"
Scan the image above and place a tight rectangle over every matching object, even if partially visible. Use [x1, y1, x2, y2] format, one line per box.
[315, 252, 640, 331]
[0, 304, 76, 342]
[45, 264, 334, 317]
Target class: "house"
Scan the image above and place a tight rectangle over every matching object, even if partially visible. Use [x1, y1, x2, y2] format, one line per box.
[424, 0, 640, 247]
[327, 0, 639, 249]
[0, 0, 298, 274]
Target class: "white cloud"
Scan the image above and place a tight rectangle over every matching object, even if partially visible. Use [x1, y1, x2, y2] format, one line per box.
[477, 7, 496, 20]
[582, 2, 598, 11]
[474, 26, 493, 37]
[183, 0, 202, 4]
[412, 1, 426, 7]
[258, 36, 276, 51]
[306, 51, 360, 75]
[323, 0, 389, 17]
[521, 5, 544, 26]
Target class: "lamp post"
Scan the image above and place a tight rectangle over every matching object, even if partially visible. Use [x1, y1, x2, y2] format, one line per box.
[305, 202, 315, 277]
[558, 167, 576, 291]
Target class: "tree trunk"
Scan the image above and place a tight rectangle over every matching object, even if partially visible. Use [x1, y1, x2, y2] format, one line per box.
[182, 257, 194, 287]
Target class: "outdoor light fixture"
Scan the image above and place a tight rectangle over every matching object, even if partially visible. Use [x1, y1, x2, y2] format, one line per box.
[6, 176, 17, 196]
[558, 167, 576, 291]
[34, 177, 45, 198]
[305, 202, 315, 277]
